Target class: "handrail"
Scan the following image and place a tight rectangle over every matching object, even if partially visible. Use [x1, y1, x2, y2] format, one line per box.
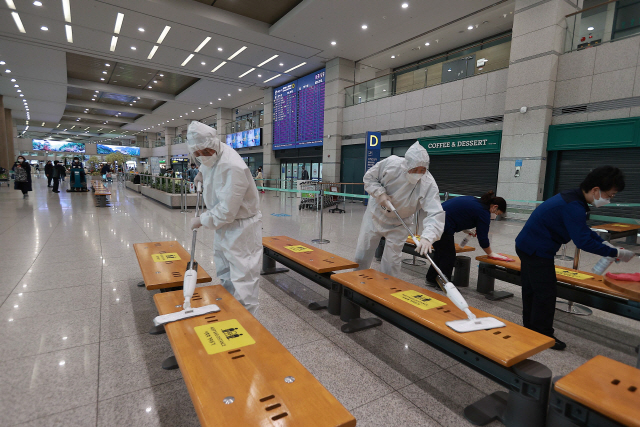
[566, 0, 616, 18]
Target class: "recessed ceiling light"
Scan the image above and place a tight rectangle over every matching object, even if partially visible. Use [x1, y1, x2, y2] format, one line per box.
[11, 12, 26, 33]
[10, 78, 15, 82]
[14, 84, 18, 87]
[114, 12, 124, 34]
[100, 78, 105, 81]
[425, 42, 430, 46]
[130, 46, 136, 50]
[257, 74, 262, 77]
[147, 45, 158, 59]
[194, 36, 211, 53]
[40, 26, 48, 31]
[402, 2, 408, 8]
[467, 25, 473, 30]
[62, 0, 70, 22]
[284, 62, 306, 73]
[331, 41, 336, 45]
[361, 24, 368, 30]
[201, 61, 206, 65]
[138, 27, 144, 32]
[16, 89, 21, 92]
[211, 61, 226, 73]
[588, 26, 594, 31]
[33, 1, 42, 5]
[102, 71, 107, 74]
[148, 86, 152, 89]
[238, 68, 255, 78]
[227, 46, 247, 60]
[110, 36, 118, 51]
[227, 94, 230, 96]
[218, 98, 221, 101]
[264, 74, 281, 83]
[153, 80, 158, 83]
[391, 55, 395, 58]
[65, 24, 73, 43]
[19, 94, 23, 97]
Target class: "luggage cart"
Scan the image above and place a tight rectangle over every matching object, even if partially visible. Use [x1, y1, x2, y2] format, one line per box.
[298, 181, 317, 210]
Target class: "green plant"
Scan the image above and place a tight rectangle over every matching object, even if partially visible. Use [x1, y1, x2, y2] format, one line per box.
[105, 152, 130, 166]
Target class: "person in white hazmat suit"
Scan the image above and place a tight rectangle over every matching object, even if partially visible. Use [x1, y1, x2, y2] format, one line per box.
[187, 121, 262, 315]
[355, 141, 445, 278]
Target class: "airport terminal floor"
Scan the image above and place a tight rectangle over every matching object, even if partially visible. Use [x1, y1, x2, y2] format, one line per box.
[0, 177, 638, 427]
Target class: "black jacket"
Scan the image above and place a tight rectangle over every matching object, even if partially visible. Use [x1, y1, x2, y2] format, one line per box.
[53, 164, 66, 178]
[45, 163, 53, 176]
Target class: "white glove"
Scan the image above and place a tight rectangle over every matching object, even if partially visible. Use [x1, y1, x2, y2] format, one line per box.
[488, 252, 509, 261]
[463, 229, 477, 237]
[415, 238, 433, 256]
[190, 217, 202, 230]
[617, 248, 636, 262]
[377, 193, 390, 205]
[193, 171, 203, 186]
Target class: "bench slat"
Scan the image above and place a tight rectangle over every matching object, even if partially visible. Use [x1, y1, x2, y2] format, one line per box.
[332, 269, 554, 367]
[555, 355, 640, 427]
[475, 254, 637, 301]
[263, 236, 358, 274]
[133, 241, 212, 290]
[604, 275, 640, 300]
[594, 223, 640, 233]
[154, 285, 356, 427]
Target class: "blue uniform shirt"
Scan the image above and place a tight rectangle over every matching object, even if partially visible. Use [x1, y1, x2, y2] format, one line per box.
[442, 196, 492, 248]
[515, 189, 618, 259]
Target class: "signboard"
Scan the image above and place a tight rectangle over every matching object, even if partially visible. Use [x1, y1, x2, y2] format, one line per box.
[418, 131, 502, 155]
[194, 319, 255, 355]
[32, 139, 85, 153]
[225, 128, 262, 149]
[365, 131, 381, 171]
[97, 144, 140, 156]
[273, 68, 325, 150]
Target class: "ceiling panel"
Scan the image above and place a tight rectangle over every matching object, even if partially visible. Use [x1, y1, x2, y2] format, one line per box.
[191, 0, 303, 25]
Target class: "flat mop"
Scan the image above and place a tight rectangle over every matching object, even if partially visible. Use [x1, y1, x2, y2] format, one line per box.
[153, 182, 220, 326]
[385, 201, 505, 333]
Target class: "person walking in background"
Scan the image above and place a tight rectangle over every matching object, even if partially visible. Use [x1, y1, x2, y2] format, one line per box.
[44, 160, 53, 187]
[12, 156, 32, 198]
[186, 163, 199, 182]
[301, 165, 309, 181]
[52, 160, 66, 193]
[256, 167, 265, 193]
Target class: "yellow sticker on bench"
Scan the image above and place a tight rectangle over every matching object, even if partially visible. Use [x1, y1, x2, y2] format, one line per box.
[284, 245, 313, 253]
[555, 268, 593, 280]
[151, 253, 181, 262]
[610, 223, 631, 227]
[391, 290, 447, 310]
[194, 319, 256, 355]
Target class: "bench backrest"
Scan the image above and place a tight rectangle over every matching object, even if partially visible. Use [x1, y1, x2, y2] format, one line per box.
[332, 269, 554, 367]
[263, 236, 358, 274]
[154, 285, 356, 427]
[133, 241, 212, 290]
[554, 355, 640, 427]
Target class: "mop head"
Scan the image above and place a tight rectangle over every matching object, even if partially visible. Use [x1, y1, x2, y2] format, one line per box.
[153, 304, 221, 326]
[446, 317, 505, 333]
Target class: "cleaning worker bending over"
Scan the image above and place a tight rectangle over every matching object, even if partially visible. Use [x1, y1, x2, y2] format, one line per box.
[355, 141, 445, 278]
[427, 191, 507, 287]
[187, 121, 262, 315]
[515, 166, 635, 350]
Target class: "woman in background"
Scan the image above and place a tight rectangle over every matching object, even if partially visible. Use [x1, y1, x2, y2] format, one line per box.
[12, 156, 32, 198]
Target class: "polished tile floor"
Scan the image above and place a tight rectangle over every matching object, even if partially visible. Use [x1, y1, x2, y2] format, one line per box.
[0, 176, 638, 427]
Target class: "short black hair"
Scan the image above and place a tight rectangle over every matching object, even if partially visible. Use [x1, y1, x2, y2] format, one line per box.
[191, 163, 196, 167]
[580, 166, 625, 193]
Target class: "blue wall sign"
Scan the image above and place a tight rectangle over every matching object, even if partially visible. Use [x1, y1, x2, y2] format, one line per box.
[365, 131, 381, 172]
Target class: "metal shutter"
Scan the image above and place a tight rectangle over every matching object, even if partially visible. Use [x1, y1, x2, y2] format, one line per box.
[429, 153, 500, 197]
[554, 148, 640, 220]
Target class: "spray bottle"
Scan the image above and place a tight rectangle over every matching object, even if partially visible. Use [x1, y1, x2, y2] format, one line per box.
[592, 243, 621, 275]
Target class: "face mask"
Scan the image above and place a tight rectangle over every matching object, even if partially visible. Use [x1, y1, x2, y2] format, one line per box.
[197, 153, 218, 168]
[406, 172, 423, 185]
[592, 189, 610, 208]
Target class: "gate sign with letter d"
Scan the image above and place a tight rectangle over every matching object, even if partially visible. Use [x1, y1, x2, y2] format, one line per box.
[365, 131, 381, 172]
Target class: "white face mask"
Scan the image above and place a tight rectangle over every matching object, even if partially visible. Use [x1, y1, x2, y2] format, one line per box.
[406, 172, 423, 185]
[592, 189, 610, 208]
[197, 153, 218, 168]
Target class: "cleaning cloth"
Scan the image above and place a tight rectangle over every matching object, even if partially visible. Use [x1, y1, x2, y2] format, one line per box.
[488, 254, 515, 262]
[605, 272, 640, 282]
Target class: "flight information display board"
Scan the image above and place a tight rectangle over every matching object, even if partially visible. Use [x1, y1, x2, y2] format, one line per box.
[273, 68, 325, 150]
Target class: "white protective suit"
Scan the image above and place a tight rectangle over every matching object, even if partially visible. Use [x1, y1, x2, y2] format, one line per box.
[355, 142, 445, 278]
[187, 122, 262, 315]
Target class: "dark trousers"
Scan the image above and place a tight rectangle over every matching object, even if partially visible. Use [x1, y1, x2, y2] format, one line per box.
[52, 178, 60, 192]
[516, 246, 557, 337]
[47, 175, 52, 186]
[426, 233, 456, 283]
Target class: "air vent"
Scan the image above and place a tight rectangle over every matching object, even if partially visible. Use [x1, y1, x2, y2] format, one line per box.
[561, 105, 588, 114]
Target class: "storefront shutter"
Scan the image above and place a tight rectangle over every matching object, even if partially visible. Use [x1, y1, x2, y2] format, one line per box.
[429, 153, 500, 197]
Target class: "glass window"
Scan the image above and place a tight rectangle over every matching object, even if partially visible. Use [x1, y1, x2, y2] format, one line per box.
[380, 147, 392, 159]
[393, 146, 409, 157]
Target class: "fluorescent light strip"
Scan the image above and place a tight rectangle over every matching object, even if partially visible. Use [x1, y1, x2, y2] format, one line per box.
[157, 26, 171, 44]
[62, 0, 71, 22]
[65, 25, 73, 43]
[11, 12, 25, 33]
[210, 61, 226, 73]
[263, 74, 281, 83]
[181, 54, 194, 66]
[227, 46, 246, 60]
[284, 62, 306, 73]
[148, 45, 158, 59]
[257, 54, 278, 67]
[6, 0, 16, 10]
[114, 13, 124, 34]
[238, 68, 255, 78]
[110, 36, 118, 52]
[194, 36, 211, 53]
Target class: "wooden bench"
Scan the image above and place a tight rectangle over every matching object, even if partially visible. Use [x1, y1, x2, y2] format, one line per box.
[261, 236, 358, 314]
[153, 284, 356, 427]
[91, 181, 111, 207]
[592, 223, 640, 245]
[548, 356, 640, 427]
[332, 268, 555, 427]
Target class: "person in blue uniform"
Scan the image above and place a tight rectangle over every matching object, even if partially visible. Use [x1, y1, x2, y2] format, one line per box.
[515, 166, 635, 350]
[426, 191, 507, 286]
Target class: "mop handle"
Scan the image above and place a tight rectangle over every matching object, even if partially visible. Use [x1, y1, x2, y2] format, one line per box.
[189, 182, 203, 268]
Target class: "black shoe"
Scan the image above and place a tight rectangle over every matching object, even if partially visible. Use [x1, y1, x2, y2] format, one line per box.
[426, 279, 438, 288]
[53, 190, 60, 193]
[551, 336, 566, 351]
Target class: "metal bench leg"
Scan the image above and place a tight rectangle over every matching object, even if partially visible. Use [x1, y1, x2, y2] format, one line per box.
[464, 359, 551, 427]
[626, 233, 638, 245]
[137, 281, 145, 287]
[308, 281, 342, 314]
[476, 266, 513, 301]
[452, 256, 471, 288]
[149, 324, 166, 335]
[162, 356, 179, 370]
[340, 293, 382, 333]
[260, 254, 289, 275]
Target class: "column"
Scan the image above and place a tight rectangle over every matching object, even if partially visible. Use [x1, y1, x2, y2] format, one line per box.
[5, 109, 15, 165]
[164, 127, 176, 164]
[146, 132, 156, 148]
[0, 96, 8, 169]
[497, 0, 578, 203]
[216, 107, 232, 139]
[322, 57, 355, 182]
[262, 88, 276, 181]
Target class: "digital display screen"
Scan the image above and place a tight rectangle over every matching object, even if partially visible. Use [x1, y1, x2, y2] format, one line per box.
[97, 144, 140, 156]
[225, 128, 262, 149]
[273, 69, 325, 150]
[33, 139, 85, 153]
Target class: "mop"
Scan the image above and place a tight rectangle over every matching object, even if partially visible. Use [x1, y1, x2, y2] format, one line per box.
[153, 182, 220, 326]
[385, 201, 505, 333]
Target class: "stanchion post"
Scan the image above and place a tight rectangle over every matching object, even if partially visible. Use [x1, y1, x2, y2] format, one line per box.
[312, 187, 330, 244]
[444, 191, 449, 201]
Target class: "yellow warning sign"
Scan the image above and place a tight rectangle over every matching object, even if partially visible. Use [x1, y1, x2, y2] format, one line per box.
[194, 319, 256, 355]
[555, 268, 593, 280]
[391, 290, 447, 310]
[610, 223, 631, 228]
[151, 253, 181, 262]
[408, 235, 421, 241]
[285, 245, 313, 253]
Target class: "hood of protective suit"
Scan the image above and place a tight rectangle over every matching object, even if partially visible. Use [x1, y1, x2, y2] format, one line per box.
[404, 141, 430, 171]
[187, 121, 222, 155]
